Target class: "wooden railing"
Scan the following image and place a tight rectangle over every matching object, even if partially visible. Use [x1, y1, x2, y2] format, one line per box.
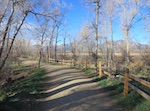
[49, 58, 74, 66]
[49, 58, 150, 101]
[98, 62, 150, 101]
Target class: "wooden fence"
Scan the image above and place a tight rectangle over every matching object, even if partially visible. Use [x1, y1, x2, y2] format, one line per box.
[49, 58, 150, 101]
[98, 62, 150, 101]
[49, 58, 74, 66]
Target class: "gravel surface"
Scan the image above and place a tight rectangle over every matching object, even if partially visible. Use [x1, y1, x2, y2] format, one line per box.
[32, 63, 123, 111]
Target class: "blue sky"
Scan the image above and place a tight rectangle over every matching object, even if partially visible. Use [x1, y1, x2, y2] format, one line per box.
[64, 0, 149, 44]
[24, 0, 150, 44]
[64, 0, 88, 36]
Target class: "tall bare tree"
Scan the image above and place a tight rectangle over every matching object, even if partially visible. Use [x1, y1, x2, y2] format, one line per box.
[62, 28, 69, 59]
[116, 0, 141, 65]
[36, 19, 49, 68]
[103, 0, 116, 66]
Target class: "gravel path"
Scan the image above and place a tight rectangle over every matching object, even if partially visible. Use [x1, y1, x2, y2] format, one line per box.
[33, 64, 122, 111]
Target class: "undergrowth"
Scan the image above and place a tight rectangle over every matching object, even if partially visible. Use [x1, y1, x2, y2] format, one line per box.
[0, 66, 46, 111]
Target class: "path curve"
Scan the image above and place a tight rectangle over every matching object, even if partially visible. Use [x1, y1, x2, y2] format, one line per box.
[34, 63, 122, 111]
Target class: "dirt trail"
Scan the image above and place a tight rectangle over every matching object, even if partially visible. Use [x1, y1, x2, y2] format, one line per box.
[29, 62, 123, 111]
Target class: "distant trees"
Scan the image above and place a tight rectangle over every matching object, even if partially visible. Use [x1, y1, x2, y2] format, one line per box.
[13, 37, 32, 57]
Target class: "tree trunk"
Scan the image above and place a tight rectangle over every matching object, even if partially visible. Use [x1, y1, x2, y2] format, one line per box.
[55, 26, 59, 61]
[49, 25, 55, 61]
[95, 0, 100, 74]
[38, 20, 48, 68]
[105, 36, 110, 71]
[46, 46, 49, 62]
[110, 18, 114, 63]
[38, 48, 42, 68]
[63, 37, 66, 59]
[125, 28, 130, 65]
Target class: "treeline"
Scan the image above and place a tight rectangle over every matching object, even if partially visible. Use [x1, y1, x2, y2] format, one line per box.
[0, 0, 150, 81]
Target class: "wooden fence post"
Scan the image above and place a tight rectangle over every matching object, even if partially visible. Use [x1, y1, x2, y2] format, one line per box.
[99, 61, 103, 78]
[124, 68, 129, 95]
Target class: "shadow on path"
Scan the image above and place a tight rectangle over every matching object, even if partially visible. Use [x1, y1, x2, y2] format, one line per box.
[0, 62, 122, 111]
[31, 64, 122, 111]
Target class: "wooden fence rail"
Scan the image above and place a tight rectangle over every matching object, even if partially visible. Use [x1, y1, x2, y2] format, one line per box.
[98, 61, 150, 101]
[129, 74, 150, 88]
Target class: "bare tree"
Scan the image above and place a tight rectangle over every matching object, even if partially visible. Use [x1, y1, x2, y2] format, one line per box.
[36, 19, 49, 68]
[69, 37, 77, 66]
[54, 16, 67, 61]
[116, 0, 141, 66]
[44, 1, 69, 62]
[62, 28, 69, 59]
[78, 23, 95, 68]
[103, 0, 116, 66]
[94, 0, 100, 74]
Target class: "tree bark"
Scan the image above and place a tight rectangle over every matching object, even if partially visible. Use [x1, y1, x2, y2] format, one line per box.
[63, 35, 66, 59]
[95, 0, 100, 74]
[110, 17, 114, 63]
[38, 20, 48, 68]
[54, 26, 59, 61]
[125, 28, 130, 65]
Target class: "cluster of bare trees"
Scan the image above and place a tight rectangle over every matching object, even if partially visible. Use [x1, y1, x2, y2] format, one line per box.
[34, 1, 69, 68]
[0, 0, 150, 79]
[0, 0, 69, 72]
[76, 0, 150, 72]
[0, 0, 33, 71]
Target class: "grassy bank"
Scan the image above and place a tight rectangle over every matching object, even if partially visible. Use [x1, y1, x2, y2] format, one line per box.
[0, 66, 46, 111]
[97, 77, 150, 111]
